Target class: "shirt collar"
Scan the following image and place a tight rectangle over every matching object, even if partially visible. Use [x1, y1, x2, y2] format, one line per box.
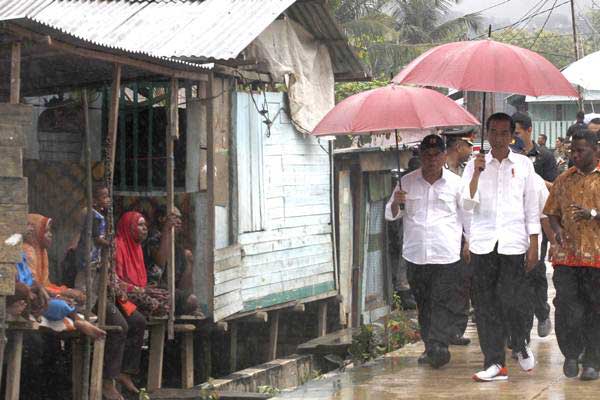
[485, 149, 518, 164]
[417, 168, 448, 184]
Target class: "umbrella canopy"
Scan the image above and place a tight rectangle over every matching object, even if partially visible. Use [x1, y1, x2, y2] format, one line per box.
[562, 50, 600, 91]
[393, 40, 578, 98]
[312, 85, 480, 136]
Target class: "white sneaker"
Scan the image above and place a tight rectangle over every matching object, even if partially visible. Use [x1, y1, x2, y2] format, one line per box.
[472, 364, 509, 382]
[517, 345, 535, 371]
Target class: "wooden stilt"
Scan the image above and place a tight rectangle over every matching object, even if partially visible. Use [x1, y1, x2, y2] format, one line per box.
[179, 328, 195, 389]
[5, 331, 23, 400]
[229, 322, 238, 372]
[148, 322, 166, 391]
[167, 77, 178, 340]
[91, 63, 121, 400]
[318, 302, 328, 337]
[72, 339, 84, 400]
[267, 311, 280, 360]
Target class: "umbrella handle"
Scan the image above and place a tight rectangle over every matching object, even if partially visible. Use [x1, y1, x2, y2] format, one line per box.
[394, 130, 405, 210]
[479, 92, 486, 172]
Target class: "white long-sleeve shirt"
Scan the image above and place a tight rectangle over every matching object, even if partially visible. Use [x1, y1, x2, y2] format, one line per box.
[385, 168, 470, 265]
[462, 150, 541, 255]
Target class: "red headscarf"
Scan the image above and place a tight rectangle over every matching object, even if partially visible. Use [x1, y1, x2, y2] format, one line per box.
[115, 211, 147, 288]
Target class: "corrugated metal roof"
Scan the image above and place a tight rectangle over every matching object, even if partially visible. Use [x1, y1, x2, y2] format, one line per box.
[0, 0, 367, 79]
[0, 0, 296, 60]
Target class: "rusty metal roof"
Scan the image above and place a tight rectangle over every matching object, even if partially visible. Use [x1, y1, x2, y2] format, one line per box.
[0, 0, 367, 80]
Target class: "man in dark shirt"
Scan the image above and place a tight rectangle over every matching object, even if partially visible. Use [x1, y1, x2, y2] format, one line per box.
[566, 111, 586, 140]
[512, 112, 556, 340]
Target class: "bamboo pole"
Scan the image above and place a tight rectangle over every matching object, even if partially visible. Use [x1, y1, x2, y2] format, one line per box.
[167, 78, 179, 340]
[91, 64, 121, 400]
[81, 88, 93, 400]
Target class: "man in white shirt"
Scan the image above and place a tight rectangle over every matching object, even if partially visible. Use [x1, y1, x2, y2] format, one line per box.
[463, 113, 541, 382]
[385, 134, 470, 369]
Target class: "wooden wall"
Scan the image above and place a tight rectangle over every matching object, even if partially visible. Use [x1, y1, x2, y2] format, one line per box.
[228, 92, 336, 315]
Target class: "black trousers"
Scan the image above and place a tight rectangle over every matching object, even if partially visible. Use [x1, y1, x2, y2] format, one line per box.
[472, 247, 532, 368]
[452, 259, 474, 337]
[104, 302, 147, 379]
[525, 260, 550, 339]
[553, 266, 600, 367]
[407, 261, 462, 350]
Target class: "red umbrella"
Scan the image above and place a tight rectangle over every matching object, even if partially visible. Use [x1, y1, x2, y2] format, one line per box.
[313, 85, 479, 205]
[312, 85, 479, 136]
[393, 39, 578, 97]
[392, 39, 578, 149]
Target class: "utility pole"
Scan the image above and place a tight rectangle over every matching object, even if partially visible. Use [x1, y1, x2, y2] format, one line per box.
[570, 0, 583, 110]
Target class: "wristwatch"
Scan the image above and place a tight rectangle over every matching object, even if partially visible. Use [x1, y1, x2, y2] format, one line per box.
[590, 209, 598, 219]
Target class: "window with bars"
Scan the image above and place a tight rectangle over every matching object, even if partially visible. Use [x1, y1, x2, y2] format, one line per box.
[104, 82, 187, 193]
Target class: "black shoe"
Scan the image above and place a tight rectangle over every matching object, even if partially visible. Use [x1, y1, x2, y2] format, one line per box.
[563, 358, 579, 378]
[580, 367, 599, 381]
[417, 351, 430, 365]
[449, 335, 471, 346]
[428, 346, 450, 369]
[398, 290, 417, 310]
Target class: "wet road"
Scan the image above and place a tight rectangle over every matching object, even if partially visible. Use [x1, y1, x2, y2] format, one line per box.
[275, 268, 600, 399]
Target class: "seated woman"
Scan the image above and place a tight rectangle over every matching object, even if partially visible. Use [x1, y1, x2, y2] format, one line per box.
[115, 211, 170, 317]
[23, 213, 105, 339]
[143, 205, 200, 315]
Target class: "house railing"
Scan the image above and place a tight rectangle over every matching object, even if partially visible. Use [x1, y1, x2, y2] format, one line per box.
[532, 120, 572, 149]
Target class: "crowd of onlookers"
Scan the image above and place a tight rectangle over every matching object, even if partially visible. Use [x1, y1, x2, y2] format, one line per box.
[5, 186, 200, 400]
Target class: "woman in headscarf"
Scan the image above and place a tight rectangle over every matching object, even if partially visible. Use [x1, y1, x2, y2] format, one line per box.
[115, 211, 169, 317]
[22, 214, 106, 339]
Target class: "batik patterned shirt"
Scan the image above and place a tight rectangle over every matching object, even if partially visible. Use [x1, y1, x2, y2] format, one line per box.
[544, 165, 600, 268]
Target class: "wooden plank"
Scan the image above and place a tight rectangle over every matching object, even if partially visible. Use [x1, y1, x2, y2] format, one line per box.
[148, 323, 166, 391]
[10, 42, 20, 104]
[318, 302, 328, 337]
[241, 276, 335, 306]
[229, 322, 238, 372]
[71, 340, 83, 400]
[337, 170, 353, 327]
[0, 147, 22, 178]
[181, 332, 194, 389]
[214, 290, 243, 310]
[214, 277, 242, 297]
[214, 244, 242, 262]
[215, 255, 242, 273]
[241, 234, 331, 256]
[167, 77, 178, 341]
[243, 251, 332, 276]
[5, 331, 23, 400]
[238, 225, 330, 246]
[267, 311, 279, 360]
[206, 72, 216, 318]
[89, 340, 106, 400]
[215, 266, 243, 285]
[241, 262, 333, 289]
[107, 64, 122, 184]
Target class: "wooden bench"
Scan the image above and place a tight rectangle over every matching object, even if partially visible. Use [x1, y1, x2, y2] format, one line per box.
[3, 317, 122, 400]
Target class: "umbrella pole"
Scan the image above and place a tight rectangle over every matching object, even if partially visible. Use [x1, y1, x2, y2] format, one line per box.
[394, 130, 404, 210]
[480, 92, 486, 153]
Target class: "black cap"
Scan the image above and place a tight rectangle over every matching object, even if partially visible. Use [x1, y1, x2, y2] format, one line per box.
[420, 134, 445, 152]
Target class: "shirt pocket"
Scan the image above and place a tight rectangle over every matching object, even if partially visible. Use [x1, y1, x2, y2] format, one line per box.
[405, 194, 424, 217]
[509, 168, 527, 201]
[436, 191, 457, 214]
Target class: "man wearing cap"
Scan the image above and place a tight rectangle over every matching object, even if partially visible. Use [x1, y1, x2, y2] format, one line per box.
[444, 134, 474, 346]
[445, 135, 474, 177]
[463, 113, 540, 382]
[385, 134, 470, 369]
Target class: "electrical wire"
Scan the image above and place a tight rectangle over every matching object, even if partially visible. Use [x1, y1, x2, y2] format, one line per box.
[473, 0, 570, 39]
[530, 0, 559, 50]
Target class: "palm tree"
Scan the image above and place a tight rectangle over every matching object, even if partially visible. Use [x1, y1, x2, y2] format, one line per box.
[390, 0, 480, 44]
[331, 0, 481, 77]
